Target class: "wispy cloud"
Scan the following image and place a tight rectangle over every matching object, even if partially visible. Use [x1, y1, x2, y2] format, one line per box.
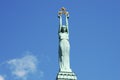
[0, 75, 5, 80]
[7, 54, 43, 80]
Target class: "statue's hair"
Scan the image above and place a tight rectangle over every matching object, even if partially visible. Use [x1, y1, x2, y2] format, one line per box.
[61, 27, 67, 33]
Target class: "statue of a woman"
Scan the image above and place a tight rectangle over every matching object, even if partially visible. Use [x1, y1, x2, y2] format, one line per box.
[58, 8, 71, 72]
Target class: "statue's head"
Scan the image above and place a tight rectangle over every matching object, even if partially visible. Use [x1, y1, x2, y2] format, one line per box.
[61, 25, 67, 33]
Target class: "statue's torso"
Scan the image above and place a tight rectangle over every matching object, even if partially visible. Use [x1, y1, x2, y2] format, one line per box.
[59, 32, 69, 40]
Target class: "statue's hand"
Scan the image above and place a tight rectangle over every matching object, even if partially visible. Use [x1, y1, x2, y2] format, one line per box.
[67, 14, 69, 18]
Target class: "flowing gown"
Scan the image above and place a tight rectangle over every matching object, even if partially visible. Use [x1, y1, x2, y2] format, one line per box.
[59, 32, 71, 72]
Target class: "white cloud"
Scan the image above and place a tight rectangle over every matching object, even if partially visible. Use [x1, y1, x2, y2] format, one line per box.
[7, 54, 43, 79]
[0, 75, 5, 80]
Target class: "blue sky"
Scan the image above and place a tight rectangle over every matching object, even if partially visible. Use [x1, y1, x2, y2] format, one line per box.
[0, 0, 120, 80]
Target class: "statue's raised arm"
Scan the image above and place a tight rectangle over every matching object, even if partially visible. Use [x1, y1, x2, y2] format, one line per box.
[65, 11, 69, 34]
[58, 11, 62, 32]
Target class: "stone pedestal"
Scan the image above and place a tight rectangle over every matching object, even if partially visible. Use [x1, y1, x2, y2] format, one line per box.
[56, 71, 77, 80]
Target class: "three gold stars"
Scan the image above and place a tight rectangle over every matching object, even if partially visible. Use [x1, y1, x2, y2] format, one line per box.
[58, 7, 69, 16]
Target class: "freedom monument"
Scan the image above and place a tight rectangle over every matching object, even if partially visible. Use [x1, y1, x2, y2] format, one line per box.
[56, 7, 77, 80]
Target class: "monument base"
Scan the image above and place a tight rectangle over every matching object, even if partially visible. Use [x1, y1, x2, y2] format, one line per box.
[56, 71, 77, 80]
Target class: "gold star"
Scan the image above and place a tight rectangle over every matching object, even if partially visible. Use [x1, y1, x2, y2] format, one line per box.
[58, 7, 69, 16]
[61, 7, 66, 11]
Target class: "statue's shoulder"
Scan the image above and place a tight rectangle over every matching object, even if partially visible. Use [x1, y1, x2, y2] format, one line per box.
[59, 32, 68, 36]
